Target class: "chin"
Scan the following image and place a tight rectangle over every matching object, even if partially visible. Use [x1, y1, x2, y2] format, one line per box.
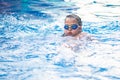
[67, 34, 74, 36]
[67, 33, 72, 36]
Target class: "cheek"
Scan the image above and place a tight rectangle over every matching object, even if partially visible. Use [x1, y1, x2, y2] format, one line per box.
[64, 30, 68, 33]
[72, 30, 79, 34]
[72, 30, 78, 32]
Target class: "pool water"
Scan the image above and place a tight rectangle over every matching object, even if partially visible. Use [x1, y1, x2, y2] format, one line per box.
[0, 0, 120, 80]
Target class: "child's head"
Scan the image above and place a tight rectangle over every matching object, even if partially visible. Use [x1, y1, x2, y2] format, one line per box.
[63, 14, 82, 37]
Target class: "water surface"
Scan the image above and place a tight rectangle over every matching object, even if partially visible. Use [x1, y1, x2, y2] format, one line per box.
[0, 0, 120, 80]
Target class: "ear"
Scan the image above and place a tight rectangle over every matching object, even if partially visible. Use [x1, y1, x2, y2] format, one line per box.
[78, 26, 82, 29]
[78, 26, 82, 32]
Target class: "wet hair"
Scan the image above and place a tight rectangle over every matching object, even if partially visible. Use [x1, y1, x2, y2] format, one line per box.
[65, 14, 82, 26]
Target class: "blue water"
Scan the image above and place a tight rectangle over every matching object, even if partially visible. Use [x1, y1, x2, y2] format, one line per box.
[0, 0, 120, 80]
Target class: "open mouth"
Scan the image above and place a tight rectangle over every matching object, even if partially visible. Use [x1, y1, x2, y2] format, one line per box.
[67, 32, 72, 35]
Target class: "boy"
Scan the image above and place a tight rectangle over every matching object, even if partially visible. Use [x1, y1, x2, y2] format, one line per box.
[62, 14, 89, 39]
[62, 14, 92, 50]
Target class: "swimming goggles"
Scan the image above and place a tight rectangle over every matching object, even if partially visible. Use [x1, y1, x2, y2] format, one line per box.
[64, 24, 78, 30]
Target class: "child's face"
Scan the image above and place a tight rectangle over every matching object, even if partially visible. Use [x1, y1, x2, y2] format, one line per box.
[64, 17, 81, 36]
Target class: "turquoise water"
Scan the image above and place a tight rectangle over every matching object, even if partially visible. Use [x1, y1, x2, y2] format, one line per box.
[0, 0, 120, 80]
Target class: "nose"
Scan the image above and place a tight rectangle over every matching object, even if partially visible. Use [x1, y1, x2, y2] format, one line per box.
[68, 27, 72, 31]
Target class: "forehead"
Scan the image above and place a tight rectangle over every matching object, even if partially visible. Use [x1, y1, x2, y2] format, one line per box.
[65, 17, 77, 24]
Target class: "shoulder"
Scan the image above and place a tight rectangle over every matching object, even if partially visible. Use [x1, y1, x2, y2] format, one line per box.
[61, 33, 66, 37]
[78, 32, 92, 40]
[78, 32, 88, 38]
